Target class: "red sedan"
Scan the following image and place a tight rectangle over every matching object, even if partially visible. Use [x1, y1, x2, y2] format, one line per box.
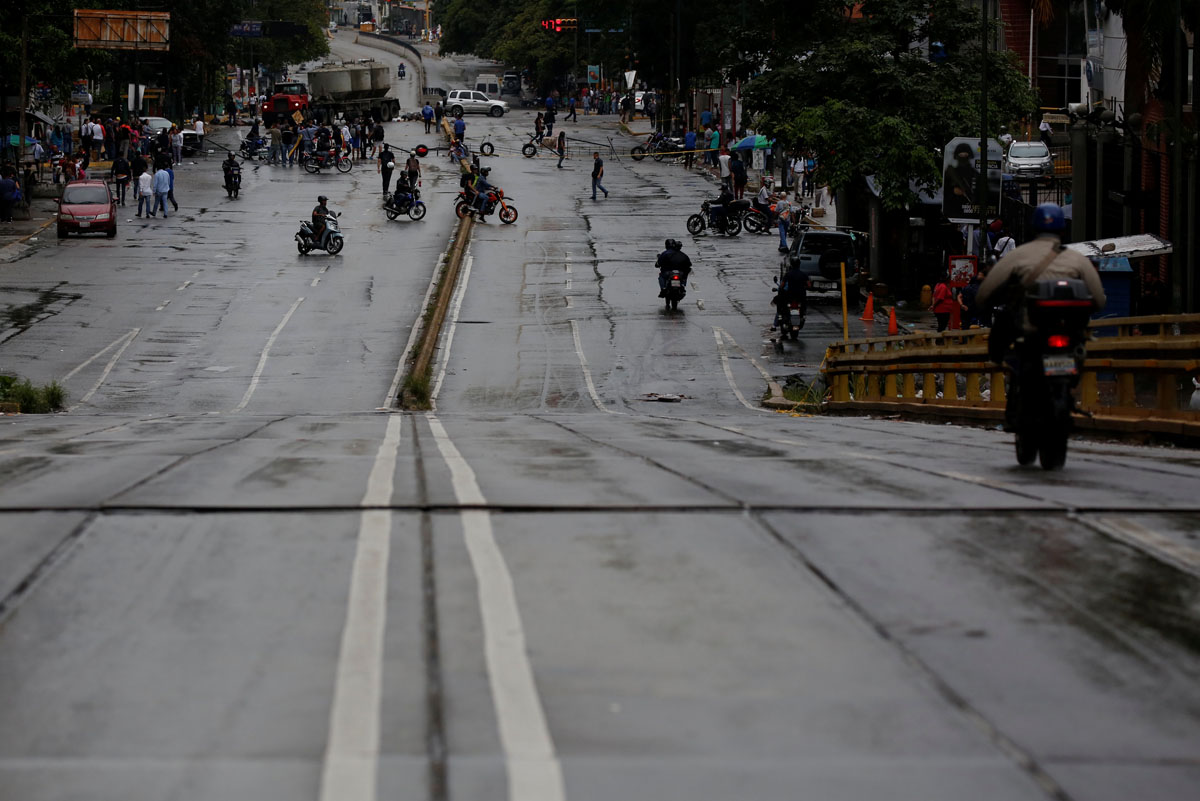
[57, 180, 117, 238]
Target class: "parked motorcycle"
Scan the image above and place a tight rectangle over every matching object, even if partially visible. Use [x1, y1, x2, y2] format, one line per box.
[302, 148, 352, 174]
[1006, 278, 1095, 470]
[686, 200, 740, 236]
[726, 199, 770, 234]
[631, 132, 683, 162]
[383, 186, 427, 221]
[224, 163, 242, 198]
[296, 212, 345, 255]
[455, 188, 518, 224]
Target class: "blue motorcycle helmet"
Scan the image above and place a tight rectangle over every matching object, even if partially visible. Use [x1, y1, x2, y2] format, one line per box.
[1032, 202, 1065, 233]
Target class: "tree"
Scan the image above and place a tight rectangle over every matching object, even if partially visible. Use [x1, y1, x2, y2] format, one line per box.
[734, 0, 1037, 210]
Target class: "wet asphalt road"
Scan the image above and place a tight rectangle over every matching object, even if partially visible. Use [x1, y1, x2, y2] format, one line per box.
[1, 39, 1199, 801]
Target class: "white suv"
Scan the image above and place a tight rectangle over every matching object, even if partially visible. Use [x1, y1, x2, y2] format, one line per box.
[446, 89, 508, 117]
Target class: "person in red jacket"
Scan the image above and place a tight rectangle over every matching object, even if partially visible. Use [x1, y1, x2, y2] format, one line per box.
[931, 275, 958, 332]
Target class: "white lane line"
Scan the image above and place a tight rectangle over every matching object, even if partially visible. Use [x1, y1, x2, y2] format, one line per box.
[383, 251, 447, 407]
[61, 328, 138, 382]
[431, 252, 473, 406]
[570, 319, 622, 415]
[155, 299, 171, 311]
[425, 414, 566, 801]
[318, 414, 403, 801]
[176, 280, 192, 291]
[714, 326, 776, 387]
[1078, 515, 1200, 577]
[73, 328, 141, 407]
[231, 296, 305, 413]
[712, 327, 757, 412]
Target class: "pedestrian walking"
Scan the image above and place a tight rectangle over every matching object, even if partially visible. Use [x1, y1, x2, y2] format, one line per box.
[422, 102, 434, 134]
[0, 167, 18, 223]
[136, 170, 154, 217]
[434, 101, 444, 128]
[803, 154, 816, 197]
[452, 114, 466, 142]
[339, 122, 352, 157]
[405, 150, 421, 187]
[730, 151, 748, 199]
[931, 275, 957, 331]
[193, 117, 205, 154]
[566, 96, 577, 122]
[591, 151, 608, 200]
[545, 107, 556, 138]
[267, 123, 282, 164]
[110, 155, 131, 206]
[151, 167, 171, 218]
[1039, 117, 1053, 149]
[378, 143, 395, 194]
[281, 124, 296, 165]
[556, 131, 566, 168]
[165, 162, 178, 211]
[718, 149, 732, 191]
[708, 127, 720, 167]
[774, 195, 792, 252]
[534, 112, 545, 143]
[683, 128, 696, 169]
[170, 126, 183, 164]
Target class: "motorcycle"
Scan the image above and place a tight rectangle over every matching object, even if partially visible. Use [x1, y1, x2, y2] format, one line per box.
[223, 163, 242, 198]
[240, 136, 268, 160]
[1007, 278, 1095, 470]
[302, 147, 353, 174]
[686, 201, 740, 236]
[661, 268, 687, 311]
[383, 186, 427, 221]
[726, 199, 770, 234]
[631, 132, 683, 162]
[455, 188, 518, 224]
[771, 273, 807, 345]
[296, 212, 345, 255]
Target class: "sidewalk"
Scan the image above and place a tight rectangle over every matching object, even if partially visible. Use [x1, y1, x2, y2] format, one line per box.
[0, 197, 60, 259]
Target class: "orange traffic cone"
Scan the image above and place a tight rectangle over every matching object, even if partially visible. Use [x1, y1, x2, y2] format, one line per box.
[887, 306, 898, 336]
[859, 292, 875, 322]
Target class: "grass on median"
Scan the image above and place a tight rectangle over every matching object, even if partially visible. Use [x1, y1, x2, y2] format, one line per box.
[0, 375, 67, 413]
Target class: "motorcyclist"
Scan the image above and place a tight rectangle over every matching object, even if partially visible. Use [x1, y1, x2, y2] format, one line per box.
[655, 238, 692, 297]
[709, 186, 734, 229]
[976, 202, 1106, 427]
[772, 264, 807, 329]
[221, 152, 240, 192]
[471, 166, 495, 219]
[311, 194, 336, 250]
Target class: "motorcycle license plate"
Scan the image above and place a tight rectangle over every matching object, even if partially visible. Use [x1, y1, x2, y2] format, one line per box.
[78, 222, 90, 228]
[1043, 355, 1077, 376]
[670, 279, 682, 287]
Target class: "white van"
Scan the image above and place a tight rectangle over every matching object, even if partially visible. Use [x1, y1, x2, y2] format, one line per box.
[474, 73, 500, 96]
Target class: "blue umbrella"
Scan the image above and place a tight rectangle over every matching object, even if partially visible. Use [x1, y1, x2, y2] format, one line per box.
[733, 134, 772, 150]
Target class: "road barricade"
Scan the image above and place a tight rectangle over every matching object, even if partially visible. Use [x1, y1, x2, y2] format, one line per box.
[823, 314, 1200, 441]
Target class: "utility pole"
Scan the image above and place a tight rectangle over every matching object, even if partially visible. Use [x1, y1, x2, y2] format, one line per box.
[978, 0, 989, 257]
[18, 14, 29, 168]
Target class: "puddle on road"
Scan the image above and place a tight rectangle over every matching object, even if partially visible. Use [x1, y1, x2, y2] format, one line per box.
[1, 282, 81, 339]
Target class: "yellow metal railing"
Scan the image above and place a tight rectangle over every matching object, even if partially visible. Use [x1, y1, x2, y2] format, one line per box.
[823, 314, 1200, 437]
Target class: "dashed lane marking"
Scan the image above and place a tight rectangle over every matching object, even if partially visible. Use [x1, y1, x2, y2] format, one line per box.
[231, 296, 304, 413]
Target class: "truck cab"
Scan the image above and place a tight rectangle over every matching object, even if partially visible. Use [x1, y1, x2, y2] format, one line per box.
[262, 82, 309, 124]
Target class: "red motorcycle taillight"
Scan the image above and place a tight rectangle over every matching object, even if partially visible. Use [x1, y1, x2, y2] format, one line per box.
[1047, 334, 1071, 349]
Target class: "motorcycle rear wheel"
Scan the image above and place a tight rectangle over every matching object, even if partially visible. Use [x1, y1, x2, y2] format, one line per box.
[326, 237, 344, 256]
[685, 215, 704, 235]
[652, 150, 666, 162]
[385, 208, 400, 220]
[499, 205, 518, 224]
[670, 298, 679, 311]
[303, 161, 319, 174]
[1039, 431, 1068, 470]
[744, 211, 767, 233]
[336, 157, 352, 173]
[297, 240, 308, 255]
[409, 203, 427, 221]
[630, 146, 647, 161]
[723, 217, 742, 236]
[455, 201, 470, 219]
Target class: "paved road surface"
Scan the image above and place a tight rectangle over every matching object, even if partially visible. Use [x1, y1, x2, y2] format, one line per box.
[1, 39, 1198, 801]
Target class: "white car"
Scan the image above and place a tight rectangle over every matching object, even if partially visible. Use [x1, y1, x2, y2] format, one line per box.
[140, 116, 175, 134]
[446, 89, 508, 117]
[1003, 140, 1054, 180]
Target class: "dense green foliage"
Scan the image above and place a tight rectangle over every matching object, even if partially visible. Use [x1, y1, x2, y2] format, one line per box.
[734, 0, 1037, 209]
[0, 375, 67, 413]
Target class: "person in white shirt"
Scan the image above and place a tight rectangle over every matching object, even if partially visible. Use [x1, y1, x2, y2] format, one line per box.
[136, 169, 155, 217]
[998, 125, 1013, 148]
[992, 228, 1016, 260]
[1039, 118, 1053, 148]
[193, 117, 205, 153]
[718, 150, 731, 191]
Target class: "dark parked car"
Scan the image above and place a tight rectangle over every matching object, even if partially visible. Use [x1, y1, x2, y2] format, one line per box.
[57, 180, 117, 238]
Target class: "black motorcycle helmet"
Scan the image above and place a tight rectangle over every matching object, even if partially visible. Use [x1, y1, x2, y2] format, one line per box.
[317, 195, 328, 204]
[665, 238, 682, 251]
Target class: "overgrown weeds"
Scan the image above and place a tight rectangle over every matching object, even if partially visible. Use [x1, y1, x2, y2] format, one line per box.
[0, 375, 67, 413]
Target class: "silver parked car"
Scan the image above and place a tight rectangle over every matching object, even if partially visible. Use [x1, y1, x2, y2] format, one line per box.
[446, 89, 508, 117]
[1003, 140, 1054, 180]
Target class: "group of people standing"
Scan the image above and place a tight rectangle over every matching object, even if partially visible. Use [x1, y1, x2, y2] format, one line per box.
[260, 116, 386, 166]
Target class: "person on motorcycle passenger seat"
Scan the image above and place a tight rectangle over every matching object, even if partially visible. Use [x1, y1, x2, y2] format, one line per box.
[710, 187, 734, 227]
[656, 239, 693, 296]
[977, 203, 1106, 335]
[976, 202, 1105, 428]
[312, 195, 335, 250]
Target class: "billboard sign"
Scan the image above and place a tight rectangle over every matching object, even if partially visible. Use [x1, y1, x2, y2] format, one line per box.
[941, 137, 1002, 224]
[74, 10, 170, 51]
[231, 21, 264, 38]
